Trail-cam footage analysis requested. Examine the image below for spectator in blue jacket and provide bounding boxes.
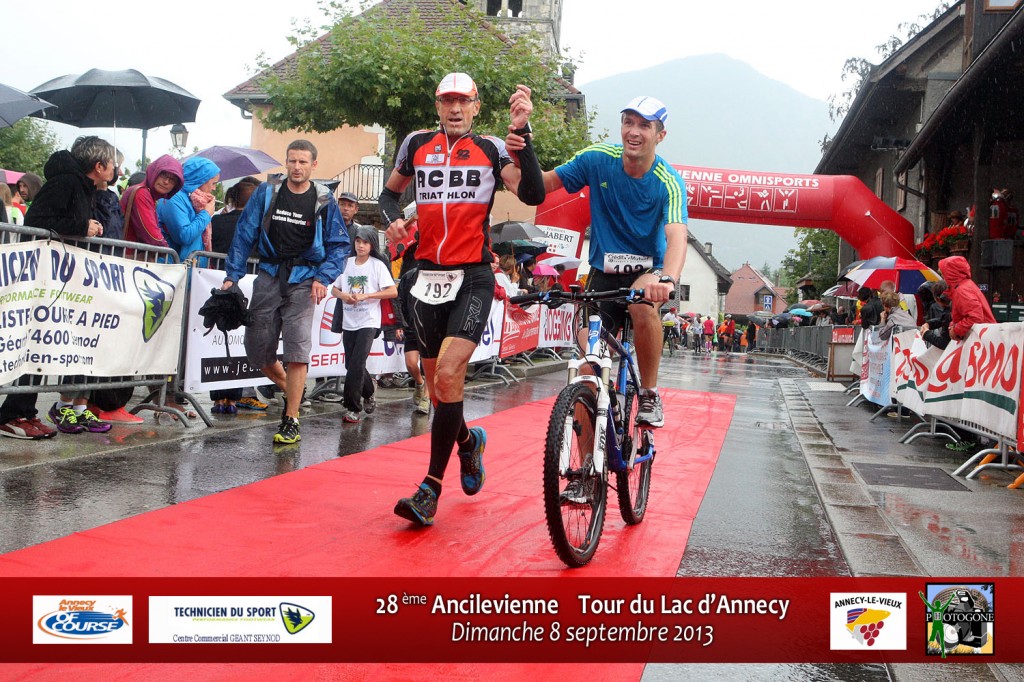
[157,156,220,263]
[222,139,350,445]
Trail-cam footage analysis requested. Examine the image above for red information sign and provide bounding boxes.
[499,303,540,358]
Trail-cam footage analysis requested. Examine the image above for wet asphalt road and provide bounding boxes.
[3,350,1020,680]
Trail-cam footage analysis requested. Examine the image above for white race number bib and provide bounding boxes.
[411,269,465,305]
[603,252,653,275]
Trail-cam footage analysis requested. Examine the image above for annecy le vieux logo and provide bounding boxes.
[829,592,907,650]
[33,596,132,644]
[133,266,176,342]
[921,583,994,657]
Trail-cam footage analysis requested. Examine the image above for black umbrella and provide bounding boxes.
[491,220,546,243]
[491,239,549,257]
[31,68,200,162]
[0,82,55,128]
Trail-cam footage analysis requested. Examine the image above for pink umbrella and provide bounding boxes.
[0,168,24,184]
[532,263,558,277]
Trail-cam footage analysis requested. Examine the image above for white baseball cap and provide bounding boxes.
[621,96,669,125]
[436,72,478,97]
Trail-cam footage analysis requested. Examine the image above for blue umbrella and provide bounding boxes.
[791,308,814,317]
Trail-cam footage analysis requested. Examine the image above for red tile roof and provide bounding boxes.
[723,263,788,316]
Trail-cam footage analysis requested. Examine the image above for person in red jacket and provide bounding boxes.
[937,256,995,341]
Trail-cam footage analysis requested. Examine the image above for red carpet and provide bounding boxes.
[0,389,735,679]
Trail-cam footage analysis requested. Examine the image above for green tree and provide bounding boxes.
[827,2,952,124]
[259,0,594,168]
[0,118,62,175]
[779,228,840,300]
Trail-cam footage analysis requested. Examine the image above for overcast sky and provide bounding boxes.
[6,0,949,169]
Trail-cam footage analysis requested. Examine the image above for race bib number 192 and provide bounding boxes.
[411,269,465,305]
[603,252,653,275]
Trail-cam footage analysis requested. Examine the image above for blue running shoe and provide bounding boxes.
[394,483,438,526]
[457,426,487,496]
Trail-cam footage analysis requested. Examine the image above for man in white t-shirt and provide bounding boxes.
[331,226,397,423]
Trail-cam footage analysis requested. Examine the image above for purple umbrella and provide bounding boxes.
[189,146,282,181]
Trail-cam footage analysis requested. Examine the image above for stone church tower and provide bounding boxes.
[471,0,565,63]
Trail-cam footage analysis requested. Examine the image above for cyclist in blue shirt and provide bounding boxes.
[507,95,687,427]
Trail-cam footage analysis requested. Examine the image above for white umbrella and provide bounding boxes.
[543,255,582,268]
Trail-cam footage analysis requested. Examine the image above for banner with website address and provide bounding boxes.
[184,268,504,392]
[0,241,186,385]
[892,323,1024,443]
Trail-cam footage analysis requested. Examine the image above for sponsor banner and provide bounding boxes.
[0,242,186,384]
[184,267,273,392]
[149,596,332,644]
[892,323,1024,442]
[831,327,855,344]
[535,224,581,257]
[499,303,540,358]
[539,304,574,348]
[859,330,891,406]
[3,577,1022,662]
[185,268,504,391]
[33,595,133,644]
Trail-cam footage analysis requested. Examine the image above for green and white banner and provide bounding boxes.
[0,241,186,385]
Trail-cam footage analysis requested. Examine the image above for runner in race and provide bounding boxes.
[507,95,687,427]
[379,73,546,526]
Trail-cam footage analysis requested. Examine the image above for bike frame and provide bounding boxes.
[562,306,652,478]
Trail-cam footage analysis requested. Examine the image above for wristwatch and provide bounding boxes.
[649,269,677,287]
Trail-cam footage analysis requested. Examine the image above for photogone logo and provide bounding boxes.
[921,583,994,657]
[33,595,133,644]
[829,592,906,650]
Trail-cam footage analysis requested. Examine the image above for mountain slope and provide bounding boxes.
[578,54,832,270]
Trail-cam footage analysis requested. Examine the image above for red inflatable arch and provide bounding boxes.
[532,165,916,261]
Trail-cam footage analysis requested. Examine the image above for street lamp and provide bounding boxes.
[169,124,189,151]
[806,248,827,276]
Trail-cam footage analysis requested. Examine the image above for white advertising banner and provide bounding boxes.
[859,329,892,407]
[892,323,1024,441]
[184,267,504,391]
[149,596,332,644]
[536,224,581,257]
[539,304,574,348]
[0,241,186,385]
[184,268,274,393]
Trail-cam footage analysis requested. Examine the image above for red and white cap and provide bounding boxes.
[436,72,478,97]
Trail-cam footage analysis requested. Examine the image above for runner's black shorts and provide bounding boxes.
[411,263,494,359]
[585,269,654,338]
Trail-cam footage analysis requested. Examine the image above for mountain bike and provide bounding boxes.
[510,287,657,567]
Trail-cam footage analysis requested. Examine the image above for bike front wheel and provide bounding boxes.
[616,383,653,525]
[544,382,607,568]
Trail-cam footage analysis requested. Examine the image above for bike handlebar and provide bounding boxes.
[509,288,674,308]
[509,288,646,308]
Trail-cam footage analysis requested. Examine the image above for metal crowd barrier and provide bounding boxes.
[754,324,833,373]
[0,222,198,425]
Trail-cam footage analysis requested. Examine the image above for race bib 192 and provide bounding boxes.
[411,269,465,305]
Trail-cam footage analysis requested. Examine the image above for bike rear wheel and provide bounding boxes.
[616,382,653,524]
[544,382,607,568]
